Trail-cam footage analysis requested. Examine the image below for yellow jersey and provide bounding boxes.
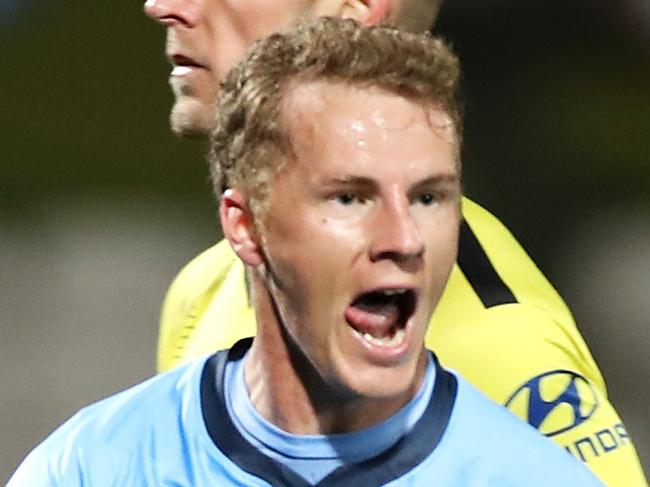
[157,197,647,486]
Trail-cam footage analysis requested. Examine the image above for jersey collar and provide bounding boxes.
[200,338,457,486]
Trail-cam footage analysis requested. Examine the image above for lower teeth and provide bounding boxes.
[362,329,405,347]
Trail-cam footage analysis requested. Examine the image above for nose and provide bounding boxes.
[369,199,424,265]
[143,0,198,27]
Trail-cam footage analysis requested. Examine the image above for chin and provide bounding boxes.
[170,99,212,138]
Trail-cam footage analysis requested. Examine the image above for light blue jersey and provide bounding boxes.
[9,339,603,486]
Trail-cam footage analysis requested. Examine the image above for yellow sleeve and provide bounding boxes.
[157,240,256,371]
[425,197,647,486]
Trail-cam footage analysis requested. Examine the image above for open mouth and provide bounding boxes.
[170,54,204,69]
[345,288,418,348]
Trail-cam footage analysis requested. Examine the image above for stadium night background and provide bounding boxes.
[1,0,648,481]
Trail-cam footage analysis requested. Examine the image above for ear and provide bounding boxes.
[220,189,264,267]
[314,0,393,26]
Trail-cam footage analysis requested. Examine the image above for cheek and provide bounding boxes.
[275,205,366,249]
[267,214,362,302]
[422,215,460,270]
[311,216,369,275]
[281,216,361,275]
[228,0,303,41]
[206,10,260,78]
[318,213,369,241]
[211,37,249,81]
[253,0,306,32]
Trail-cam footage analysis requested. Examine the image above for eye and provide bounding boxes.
[335,193,358,205]
[418,193,436,206]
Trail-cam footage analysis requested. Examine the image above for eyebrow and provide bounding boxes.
[322,173,459,189]
[322,176,377,189]
[411,174,460,189]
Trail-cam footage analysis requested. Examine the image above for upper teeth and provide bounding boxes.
[382,289,407,297]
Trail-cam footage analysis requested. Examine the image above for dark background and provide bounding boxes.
[1,0,648,481]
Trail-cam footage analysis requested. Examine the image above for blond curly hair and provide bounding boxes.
[209,16,462,217]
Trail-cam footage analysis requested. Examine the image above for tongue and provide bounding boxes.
[345,302,400,337]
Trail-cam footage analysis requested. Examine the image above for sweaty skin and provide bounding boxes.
[228,82,461,433]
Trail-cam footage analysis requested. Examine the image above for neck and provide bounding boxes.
[244,274,427,435]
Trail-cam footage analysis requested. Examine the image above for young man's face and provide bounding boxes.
[257,81,461,400]
[144,0,316,136]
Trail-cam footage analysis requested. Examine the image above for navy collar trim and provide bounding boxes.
[200,338,457,486]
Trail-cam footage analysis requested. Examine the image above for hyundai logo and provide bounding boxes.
[505,370,599,437]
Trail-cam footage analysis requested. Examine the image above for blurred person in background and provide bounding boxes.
[143,0,647,484]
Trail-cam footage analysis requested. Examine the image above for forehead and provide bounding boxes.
[280,81,458,175]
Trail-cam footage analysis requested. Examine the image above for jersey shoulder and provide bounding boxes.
[407,373,604,487]
[8,362,205,486]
